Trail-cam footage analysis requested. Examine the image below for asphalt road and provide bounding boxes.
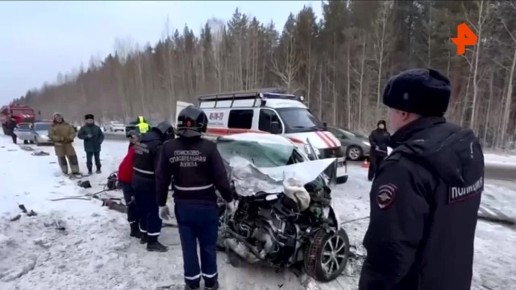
[103,132,516,181]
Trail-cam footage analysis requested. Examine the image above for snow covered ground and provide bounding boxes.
[0,136,515,290]
[484,152,516,167]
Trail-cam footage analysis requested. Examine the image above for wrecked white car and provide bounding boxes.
[214,133,350,282]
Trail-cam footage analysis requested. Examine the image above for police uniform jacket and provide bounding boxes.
[359,117,484,290]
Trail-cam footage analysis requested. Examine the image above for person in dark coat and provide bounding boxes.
[132,121,174,252]
[6,116,17,144]
[118,130,141,238]
[156,106,235,290]
[77,114,104,174]
[358,68,485,290]
[367,120,390,181]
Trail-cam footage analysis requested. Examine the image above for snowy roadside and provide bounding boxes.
[1,136,515,290]
[484,152,516,167]
[0,138,304,290]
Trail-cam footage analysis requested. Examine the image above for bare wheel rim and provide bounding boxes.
[321,234,347,276]
[348,147,361,160]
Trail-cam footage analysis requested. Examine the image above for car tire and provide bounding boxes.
[304,229,350,282]
[346,145,363,161]
[23,140,28,145]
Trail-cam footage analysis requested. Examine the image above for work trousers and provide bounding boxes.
[175,200,219,289]
[133,178,162,237]
[54,143,79,174]
[368,153,386,181]
[85,151,101,171]
[120,181,140,225]
[11,133,17,144]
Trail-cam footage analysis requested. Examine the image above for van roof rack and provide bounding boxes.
[198,88,299,102]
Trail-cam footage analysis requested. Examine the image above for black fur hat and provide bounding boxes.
[382,68,451,117]
[84,114,94,120]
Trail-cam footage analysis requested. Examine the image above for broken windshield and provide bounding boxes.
[217,139,296,167]
[276,107,324,133]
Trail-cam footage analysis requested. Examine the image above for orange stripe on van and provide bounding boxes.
[206,128,305,144]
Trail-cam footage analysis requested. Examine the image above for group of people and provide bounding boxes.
[5,68,485,290]
[116,106,235,290]
[112,68,484,290]
[46,113,151,176]
[46,113,104,176]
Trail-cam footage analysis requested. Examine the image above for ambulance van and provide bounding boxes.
[179,88,348,183]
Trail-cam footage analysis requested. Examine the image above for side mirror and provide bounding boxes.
[270,121,282,134]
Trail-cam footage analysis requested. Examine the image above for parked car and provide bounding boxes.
[13,123,33,144]
[107,121,125,133]
[32,121,53,145]
[327,127,370,161]
[13,121,53,145]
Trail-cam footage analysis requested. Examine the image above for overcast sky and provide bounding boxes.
[0,1,322,104]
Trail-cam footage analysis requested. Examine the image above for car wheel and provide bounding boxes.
[304,229,350,282]
[346,145,363,161]
[23,140,28,145]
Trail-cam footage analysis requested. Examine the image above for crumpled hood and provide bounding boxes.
[227,156,336,196]
[395,125,483,186]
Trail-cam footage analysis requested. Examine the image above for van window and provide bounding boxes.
[276,107,324,133]
[259,109,282,133]
[228,110,253,129]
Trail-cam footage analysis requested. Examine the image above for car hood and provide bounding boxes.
[226,156,336,196]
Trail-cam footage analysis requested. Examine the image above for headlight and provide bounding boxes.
[362,141,370,147]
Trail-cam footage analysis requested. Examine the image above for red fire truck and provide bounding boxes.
[1,104,36,135]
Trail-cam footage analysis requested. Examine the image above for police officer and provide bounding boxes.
[132,121,174,252]
[359,68,484,290]
[367,120,390,181]
[156,106,234,290]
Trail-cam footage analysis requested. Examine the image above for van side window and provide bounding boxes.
[259,109,282,133]
[228,109,253,129]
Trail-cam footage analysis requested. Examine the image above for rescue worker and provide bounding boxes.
[358,68,484,290]
[48,112,81,176]
[367,120,390,181]
[156,106,235,290]
[6,116,17,144]
[77,114,104,174]
[118,130,141,238]
[134,116,150,134]
[132,121,174,252]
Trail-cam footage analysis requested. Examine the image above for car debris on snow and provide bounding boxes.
[31,150,49,156]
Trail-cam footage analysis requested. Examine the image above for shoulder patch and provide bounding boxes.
[376,183,398,209]
[448,176,483,204]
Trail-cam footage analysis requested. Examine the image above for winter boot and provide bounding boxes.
[204,282,219,290]
[130,223,142,239]
[140,233,148,244]
[87,165,92,175]
[184,285,199,290]
[146,235,168,252]
[96,166,101,174]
